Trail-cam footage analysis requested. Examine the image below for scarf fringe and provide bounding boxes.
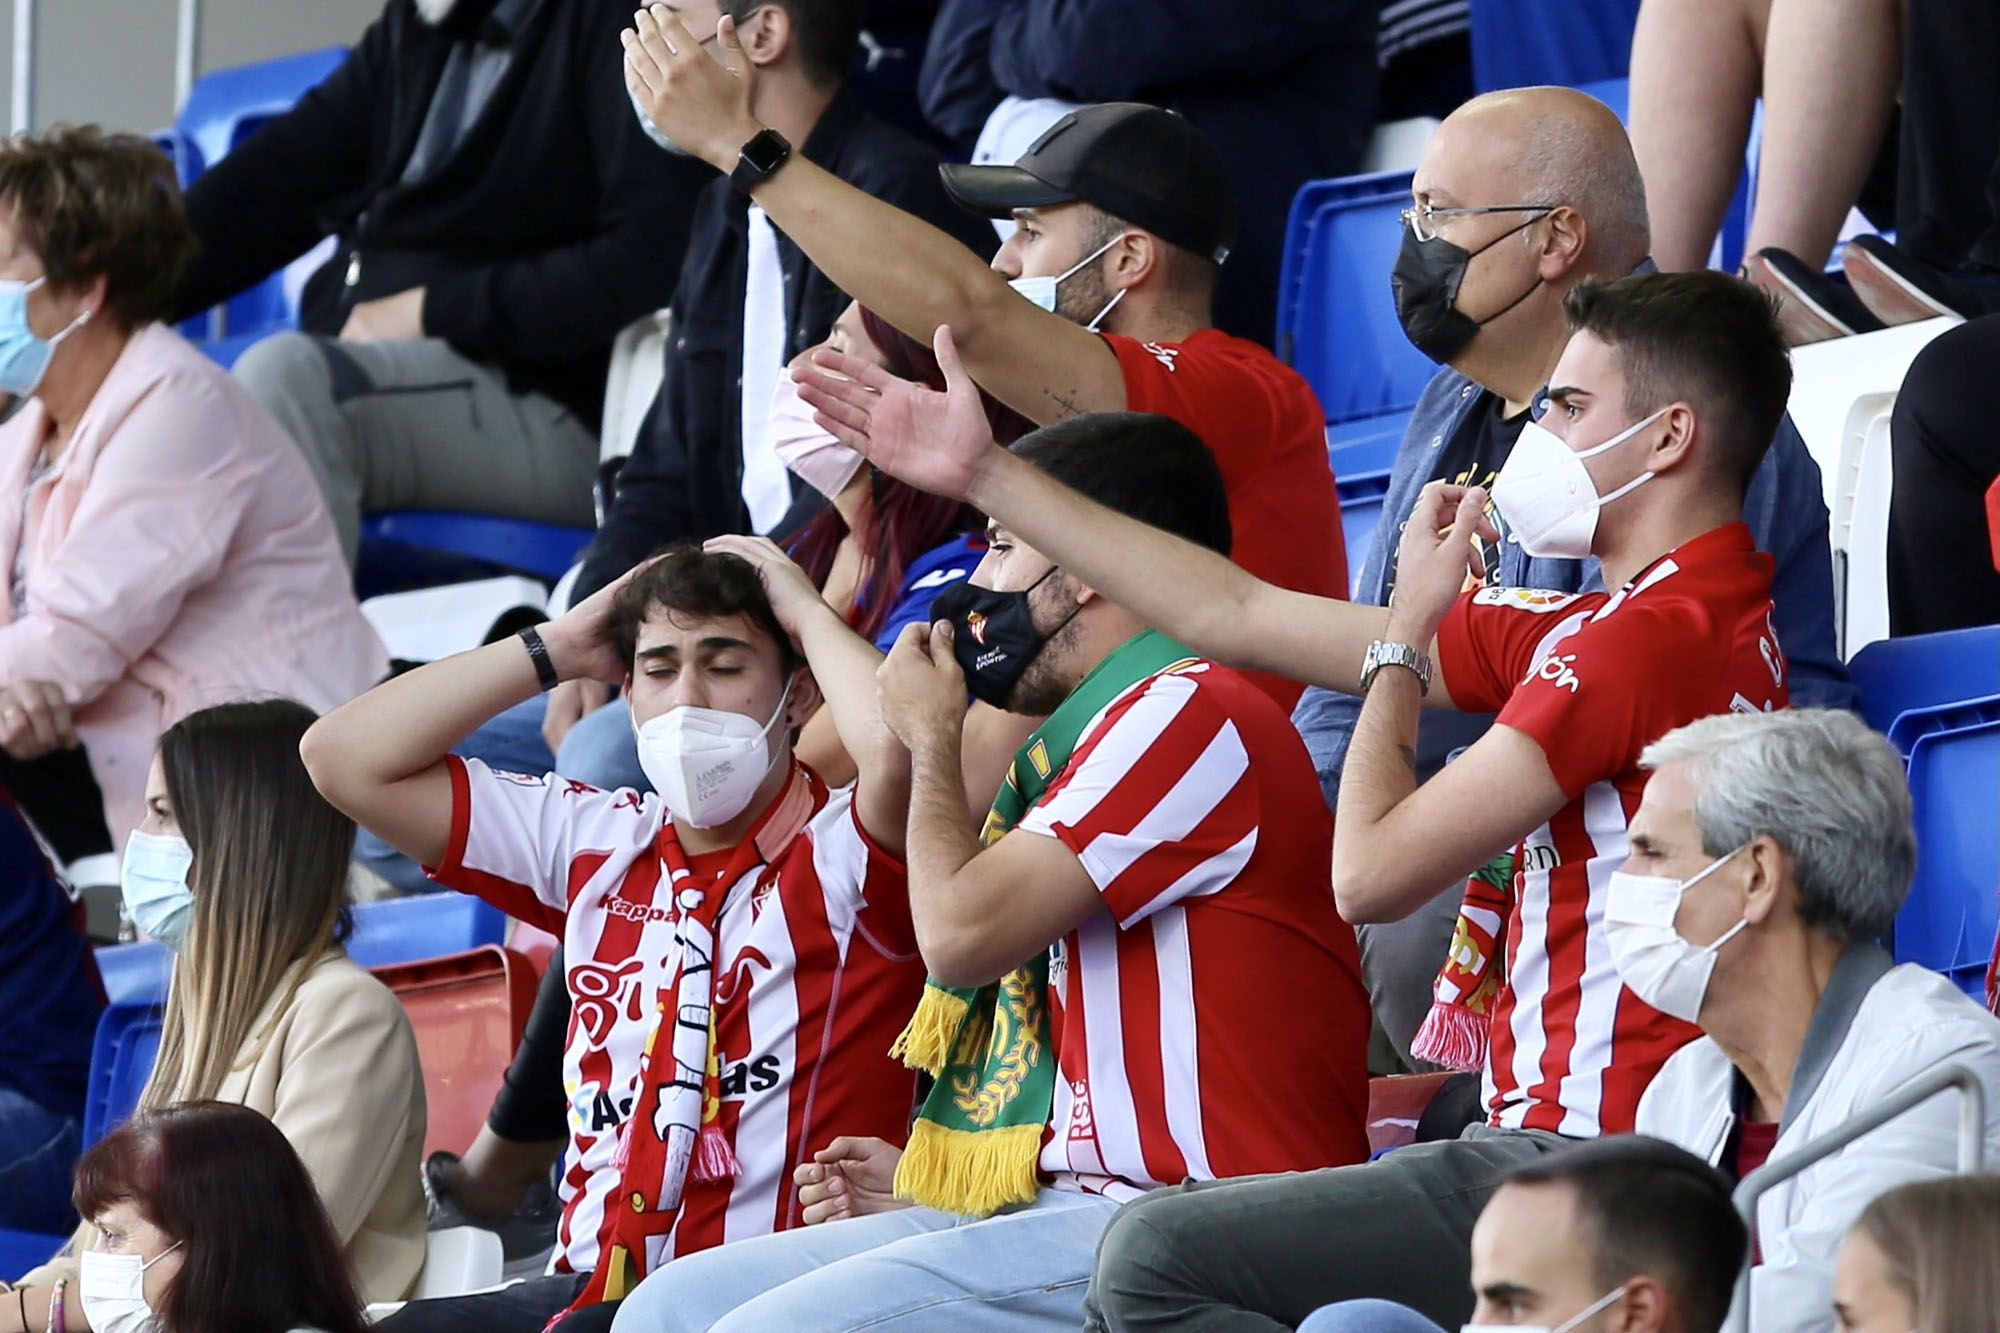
[692,1122,740,1182]
[892,1118,1044,1217]
[890,984,970,1073]
[1411,1000,1489,1073]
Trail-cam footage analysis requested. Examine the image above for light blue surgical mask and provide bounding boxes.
[1008,232,1128,330]
[120,829,195,950]
[0,276,90,397]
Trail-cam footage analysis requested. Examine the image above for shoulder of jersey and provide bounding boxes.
[1471,586,1586,614]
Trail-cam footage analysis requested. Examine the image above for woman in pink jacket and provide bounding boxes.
[0,126,385,871]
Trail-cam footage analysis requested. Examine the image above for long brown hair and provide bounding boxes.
[140,699,356,1109]
[74,1101,369,1333]
[1856,1175,2000,1333]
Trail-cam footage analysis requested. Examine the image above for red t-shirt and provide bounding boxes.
[1016,656,1372,1198]
[1107,329,1345,709]
[1435,522,1789,1137]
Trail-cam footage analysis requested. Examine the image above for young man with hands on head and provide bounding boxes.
[799,268,1799,1329]
[606,413,1370,1333]
[300,545,928,1331]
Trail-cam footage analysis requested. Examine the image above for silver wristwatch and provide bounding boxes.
[1359,640,1432,696]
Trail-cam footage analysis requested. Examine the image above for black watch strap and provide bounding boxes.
[518,626,560,693]
[729,127,792,194]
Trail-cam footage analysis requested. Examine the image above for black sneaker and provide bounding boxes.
[1744,248,1887,345]
[421,1150,561,1263]
[1843,233,2000,324]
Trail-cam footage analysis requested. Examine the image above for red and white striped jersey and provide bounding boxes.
[1435,522,1788,1137]
[428,757,924,1275]
[1016,658,1371,1200]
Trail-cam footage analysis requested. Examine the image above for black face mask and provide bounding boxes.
[929,566,1079,711]
[1390,217,1547,364]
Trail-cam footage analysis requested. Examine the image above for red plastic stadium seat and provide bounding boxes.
[1366,1072,1458,1155]
[371,946,536,1159]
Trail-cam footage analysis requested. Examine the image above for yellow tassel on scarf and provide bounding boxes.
[889,983,972,1072]
[892,1120,1045,1216]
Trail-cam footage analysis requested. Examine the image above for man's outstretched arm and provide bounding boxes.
[799,327,1479,703]
[621,6,1125,425]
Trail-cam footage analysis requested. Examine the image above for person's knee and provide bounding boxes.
[607,1264,712,1333]
[1298,1298,1448,1333]
[1087,1190,1203,1323]
[232,330,333,411]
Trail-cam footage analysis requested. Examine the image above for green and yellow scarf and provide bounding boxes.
[890,629,1198,1216]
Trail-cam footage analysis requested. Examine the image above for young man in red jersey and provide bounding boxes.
[302,546,927,1330]
[621,7,1345,709]
[797,268,1796,1330]
[607,411,1370,1333]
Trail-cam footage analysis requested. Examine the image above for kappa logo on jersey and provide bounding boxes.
[604,892,674,925]
[1141,341,1180,371]
[571,957,647,1047]
[1533,653,1583,693]
[493,769,549,787]
[1474,586,1583,614]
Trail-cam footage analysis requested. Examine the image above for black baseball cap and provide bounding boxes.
[940,103,1237,266]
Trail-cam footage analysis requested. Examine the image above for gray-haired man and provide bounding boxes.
[1627,707,2000,1333]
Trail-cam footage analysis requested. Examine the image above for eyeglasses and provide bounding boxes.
[1398,202,1556,244]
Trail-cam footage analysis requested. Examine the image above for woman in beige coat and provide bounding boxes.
[4,699,425,1328]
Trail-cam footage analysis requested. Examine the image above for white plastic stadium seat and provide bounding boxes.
[1784,315,1961,660]
[361,575,551,664]
[363,1227,509,1320]
[601,308,673,464]
[1362,116,1440,174]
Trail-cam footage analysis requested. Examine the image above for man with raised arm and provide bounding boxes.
[605,412,1370,1333]
[620,5,1344,707]
[799,269,1798,1328]
[300,546,927,1329]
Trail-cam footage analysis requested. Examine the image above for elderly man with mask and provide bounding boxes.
[1290,85,1854,1075]
[1620,707,2000,1332]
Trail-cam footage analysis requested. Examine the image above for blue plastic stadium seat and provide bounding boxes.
[1469,0,1640,94]
[1897,716,1999,998]
[1276,170,1438,425]
[177,46,346,169]
[1850,626,2000,737]
[95,940,172,1008]
[345,892,510,972]
[0,1229,62,1279]
[356,512,594,596]
[82,1002,166,1148]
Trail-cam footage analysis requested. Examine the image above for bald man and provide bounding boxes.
[1292,86,1849,1074]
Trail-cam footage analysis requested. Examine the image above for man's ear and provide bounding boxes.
[1611,1275,1671,1332]
[1645,402,1699,476]
[783,667,823,733]
[1108,230,1160,292]
[622,668,635,697]
[1537,206,1589,283]
[734,2,788,68]
[1741,834,1792,928]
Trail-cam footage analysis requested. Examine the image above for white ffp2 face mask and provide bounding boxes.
[1008,233,1127,330]
[1603,845,1752,1024]
[1491,407,1668,560]
[634,677,794,828]
[1464,1283,1626,1333]
[80,1240,182,1333]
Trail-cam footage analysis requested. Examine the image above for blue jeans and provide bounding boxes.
[1299,1300,1451,1333]
[609,1188,1121,1333]
[356,696,646,895]
[0,1085,81,1233]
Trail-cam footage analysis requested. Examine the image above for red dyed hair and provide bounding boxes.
[789,308,1034,643]
[73,1101,368,1333]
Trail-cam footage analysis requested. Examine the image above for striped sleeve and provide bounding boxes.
[1016,671,1260,928]
[426,756,637,932]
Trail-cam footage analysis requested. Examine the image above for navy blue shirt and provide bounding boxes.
[0,796,104,1118]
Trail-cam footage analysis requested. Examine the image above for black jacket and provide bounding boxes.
[175,0,712,428]
[576,92,996,599]
[919,0,1380,346]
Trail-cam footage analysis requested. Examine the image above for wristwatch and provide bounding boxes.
[729,127,792,195]
[1359,640,1432,696]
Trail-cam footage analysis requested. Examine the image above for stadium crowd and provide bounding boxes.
[0,0,1997,1330]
